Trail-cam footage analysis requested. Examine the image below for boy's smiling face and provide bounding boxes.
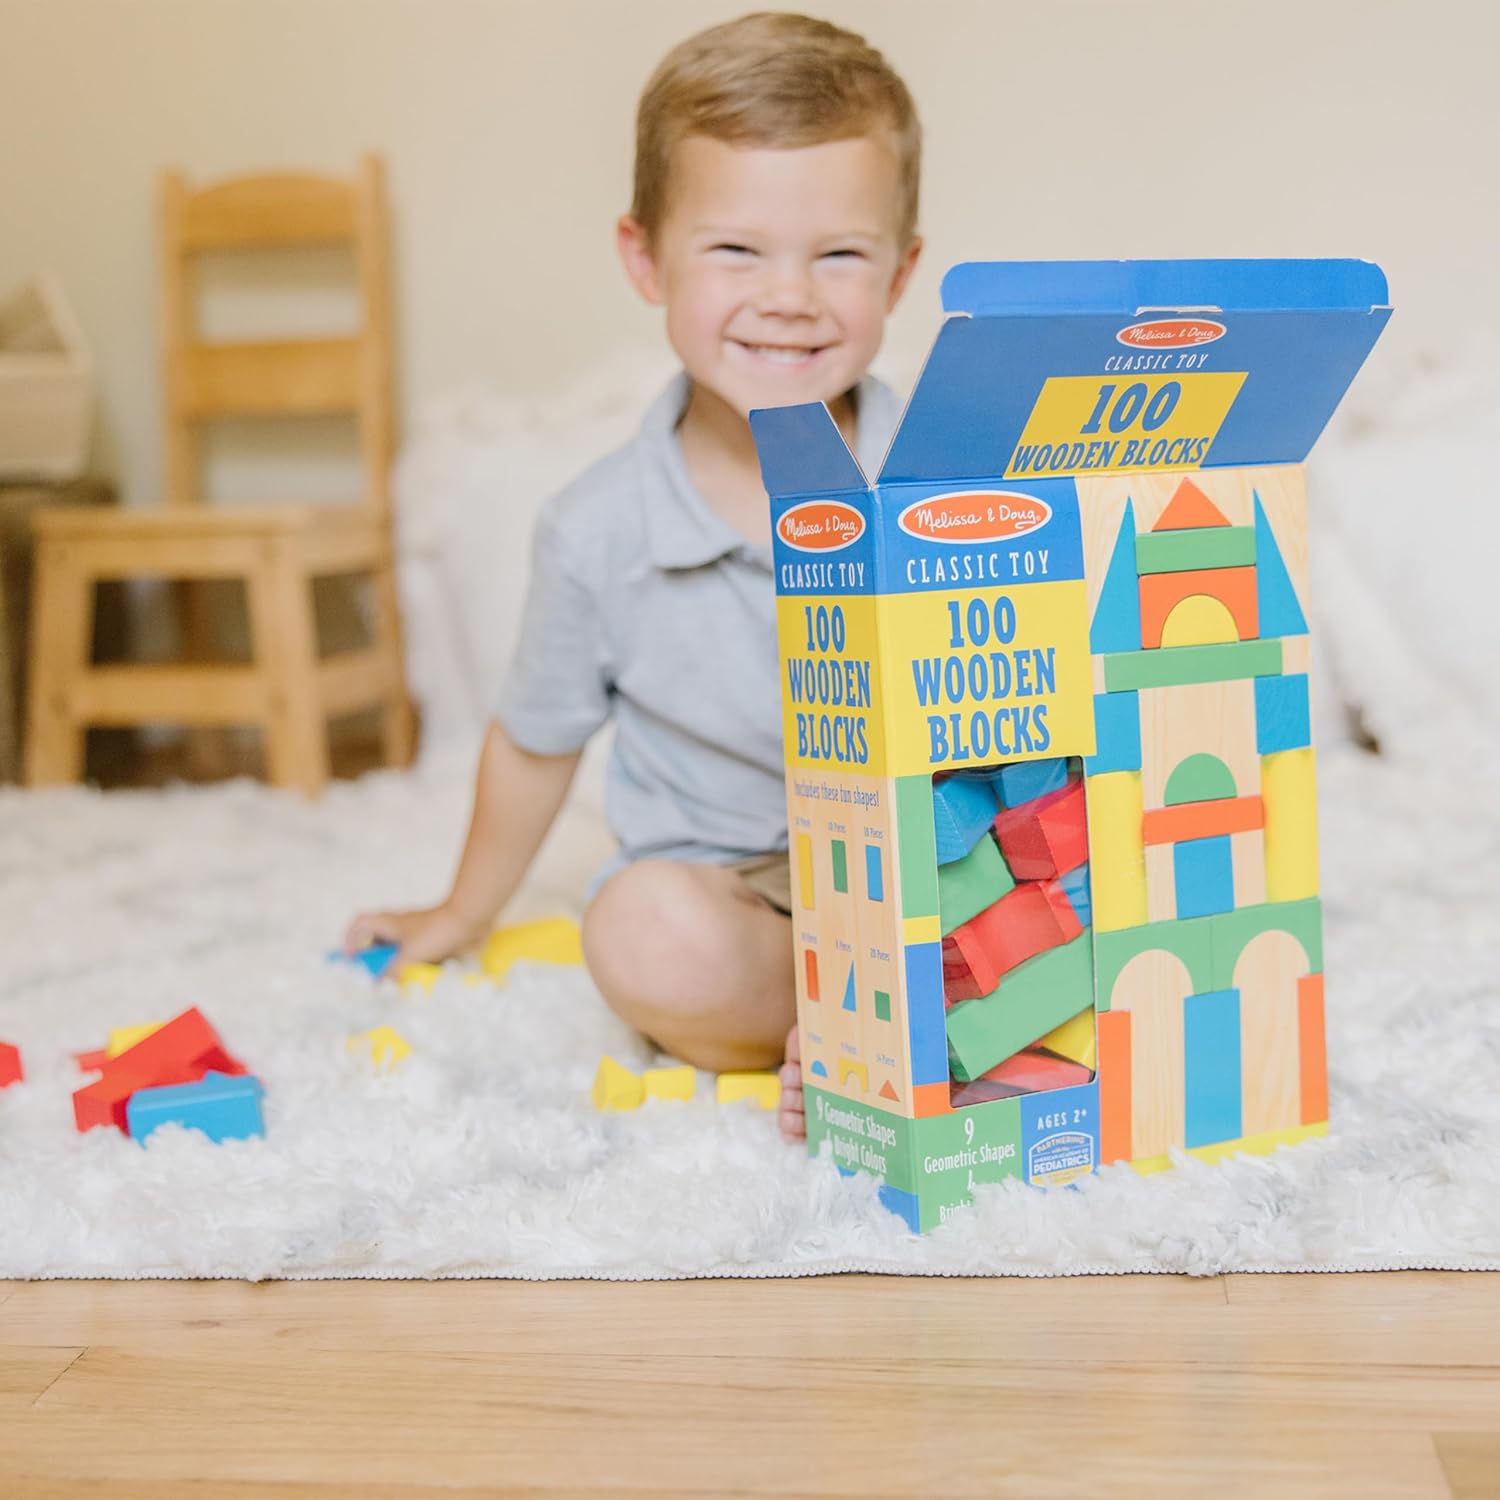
[618,134,921,421]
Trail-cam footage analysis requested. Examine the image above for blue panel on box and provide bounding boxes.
[865,843,885,902]
[878,1183,921,1232]
[1020,1081,1099,1186]
[906,941,949,1086]
[932,776,999,865]
[1174,836,1235,920]
[1254,493,1310,638]
[993,757,1069,808]
[1089,500,1142,655]
[1084,691,1141,775]
[127,1071,265,1145]
[1058,862,1092,930]
[1184,989,1242,1148]
[1255,672,1311,754]
[841,964,857,1012]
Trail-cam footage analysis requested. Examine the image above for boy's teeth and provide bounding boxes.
[750,345,814,363]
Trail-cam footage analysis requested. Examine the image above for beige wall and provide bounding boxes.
[2,0,1494,506]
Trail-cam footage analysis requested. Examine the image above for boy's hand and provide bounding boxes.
[341,902,484,969]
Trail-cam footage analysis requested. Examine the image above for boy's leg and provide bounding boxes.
[583,860,804,1137]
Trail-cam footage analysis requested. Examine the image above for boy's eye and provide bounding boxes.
[710,243,754,256]
[821,249,865,260]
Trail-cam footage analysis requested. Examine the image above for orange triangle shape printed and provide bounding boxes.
[1152,478,1231,532]
[879,1079,899,1101]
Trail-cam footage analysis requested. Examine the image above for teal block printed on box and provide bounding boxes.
[1085,691,1141,774]
[1254,493,1309,637]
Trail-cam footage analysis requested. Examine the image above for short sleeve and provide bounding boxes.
[495,508,612,753]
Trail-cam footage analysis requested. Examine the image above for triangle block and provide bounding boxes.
[878,1080,900,1102]
[1153,478,1231,532]
[841,965,857,1012]
[1253,493,1309,637]
[1089,499,1142,654]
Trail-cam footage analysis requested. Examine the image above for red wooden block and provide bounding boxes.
[74,1048,110,1073]
[950,1048,1092,1107]
[942,939,985,1005]
[73,1070,152,1132]
[0,1042,22,1088]
[948,881,1080,996]
[993,780,1088,881]
[103,1007,246,1083]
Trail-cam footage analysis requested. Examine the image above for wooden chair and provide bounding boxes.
[25,155,414,794]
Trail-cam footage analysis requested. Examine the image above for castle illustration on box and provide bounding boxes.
[751,259,1390,1231]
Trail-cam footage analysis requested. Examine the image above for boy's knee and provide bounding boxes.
[583,861,727,1009]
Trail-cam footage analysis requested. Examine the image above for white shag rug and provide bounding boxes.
[2,725,1498,1282]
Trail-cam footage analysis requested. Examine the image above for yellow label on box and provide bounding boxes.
[1006,372,1247,478]
[777,594,888,775]
[876,581,1094,776]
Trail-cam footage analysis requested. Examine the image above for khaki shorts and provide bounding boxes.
[731,852,794,916]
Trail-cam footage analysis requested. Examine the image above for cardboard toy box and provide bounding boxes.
[751,259,1390,1232]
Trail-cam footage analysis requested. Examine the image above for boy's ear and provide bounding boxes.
[616,215,664,306]
[887,236,923,312]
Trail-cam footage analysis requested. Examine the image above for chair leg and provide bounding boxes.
[370,557,415,768]
[248,540,328,795]
[24,539,94,785]
[172,578,236,781]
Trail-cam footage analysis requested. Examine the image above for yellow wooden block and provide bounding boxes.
[592,1055,645,1112]
[348,1024,412,1072]
[106,1021,165,1059]
[482,917,585,984]
[1037,1006,1097,1069]
[716,1072,781,1109]
[1086,770,1148,931]
[643,1065,696,1103]
[398,962,442,994]
[1262,747,1319,901]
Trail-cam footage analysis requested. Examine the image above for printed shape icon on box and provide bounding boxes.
[126,1071,266,1145]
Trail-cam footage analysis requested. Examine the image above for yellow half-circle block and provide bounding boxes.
[716,1072,780,1109]
[482,917,585,984]
[348,1024,412,1072]
[398,962,443,994]
[643,1065,696,1102]
[1161,594,1239,648]
[1037,1006,1097,1069]
[592,1055,645,1111]
[106,1021,165,1059]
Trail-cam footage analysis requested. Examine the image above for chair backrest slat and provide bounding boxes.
[159,156,393,516]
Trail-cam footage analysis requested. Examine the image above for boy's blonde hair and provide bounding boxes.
[632,12,921,247]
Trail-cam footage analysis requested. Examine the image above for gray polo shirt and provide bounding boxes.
[497,372,902,883]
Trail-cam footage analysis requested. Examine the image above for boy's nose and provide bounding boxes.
[755,263,818,317]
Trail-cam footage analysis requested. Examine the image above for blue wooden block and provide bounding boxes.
[932,776,999,865]
[1175,836,1235,920]
[1057,863,1092,930]
[327,943,399,977]
[1184,988,1242,1148]
[1090,499,1143,654]
[865,843,885,902]
[1255,672,1311,754]
[127,1071,266,1144]
[1084,691,1141,775]
[993,757,1069,808]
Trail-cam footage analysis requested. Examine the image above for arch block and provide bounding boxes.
[1140,565,1258,649]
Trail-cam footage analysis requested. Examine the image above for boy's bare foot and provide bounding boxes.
[778,1023,805,1142]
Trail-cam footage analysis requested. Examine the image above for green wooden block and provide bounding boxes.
[1135,526,1255,574]
[1103,639,1282,693]
[1095,916,1217,1002]
[938,835,1015,935]
[831,839,848,893]
[947,933,1096,1082]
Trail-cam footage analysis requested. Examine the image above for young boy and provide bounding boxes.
[344,12,922,1141]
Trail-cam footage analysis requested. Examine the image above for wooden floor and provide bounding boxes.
[1,1273,1497,1498]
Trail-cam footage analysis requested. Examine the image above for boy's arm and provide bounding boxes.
[343,719,581,964]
